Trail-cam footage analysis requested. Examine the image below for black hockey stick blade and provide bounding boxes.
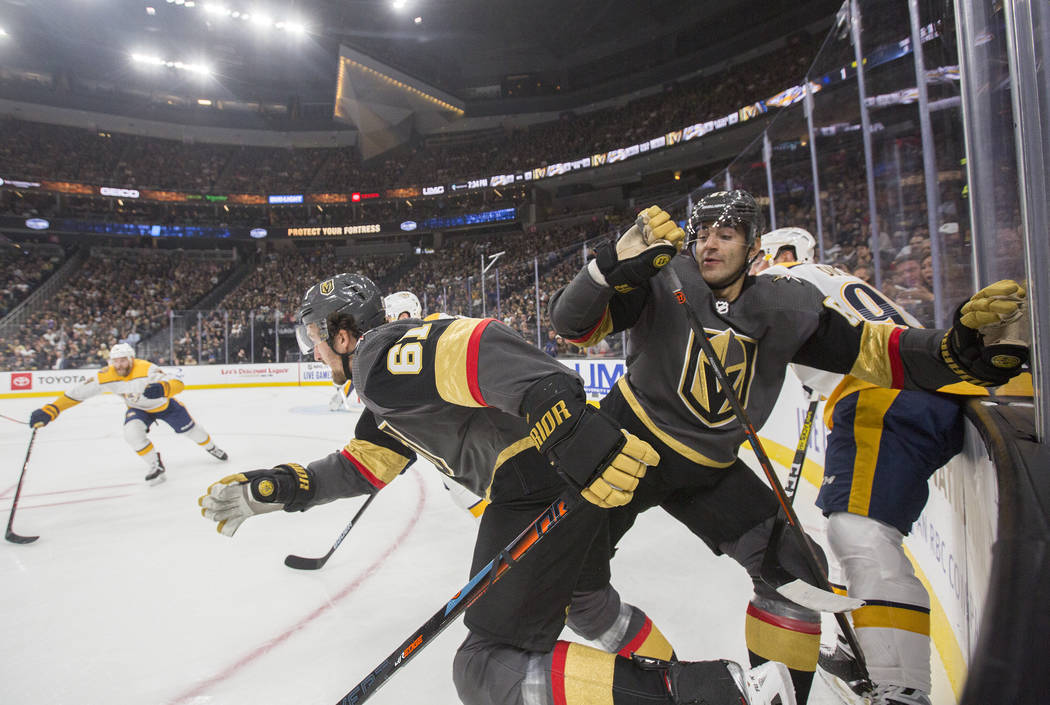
[336,493,578,705]
[284,492,377,571]
[284,549,333,570]
[5,529,39,544]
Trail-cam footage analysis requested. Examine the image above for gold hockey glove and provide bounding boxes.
[942,279,1028,386]
[594,205,685,293]
[199,464,315,536]
[524,374,659,508]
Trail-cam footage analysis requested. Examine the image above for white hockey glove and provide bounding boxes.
[591,205,685,293]
[943,279,1028,386]
[199,464,315,536]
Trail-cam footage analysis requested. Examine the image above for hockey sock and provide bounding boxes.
[568,589,676,662]
[745,601,819,703]
[182,423,214,449]
[548,641,701,704]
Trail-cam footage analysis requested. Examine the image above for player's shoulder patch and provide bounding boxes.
[750,269,824,312]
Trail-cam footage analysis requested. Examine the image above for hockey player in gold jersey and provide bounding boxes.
[30,343,228,483]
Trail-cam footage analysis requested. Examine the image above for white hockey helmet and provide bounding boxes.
[384,291,422,321]
[109,342,136,361]
[760,227,816,264]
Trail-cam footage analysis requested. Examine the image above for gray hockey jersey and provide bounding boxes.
[305,317,580,505]
[549,253,964,467]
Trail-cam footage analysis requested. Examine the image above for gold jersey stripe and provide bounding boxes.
[560,643,616,705]
[848,323,902,389]
[853,604,931,636]
[481,436,537,502]
[846,388,899,515]
[615,377,732,468]
[434,318,489,407]
[744,612,820,672]
[343,438,412,486]
[566,307,614,348]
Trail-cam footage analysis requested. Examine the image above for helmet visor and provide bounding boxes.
[295,320,328,356]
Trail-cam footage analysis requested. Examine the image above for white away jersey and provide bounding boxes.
[761,262,920,397]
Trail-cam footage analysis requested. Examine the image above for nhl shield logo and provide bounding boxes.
[319,279,335,296]
[677,327,758,427]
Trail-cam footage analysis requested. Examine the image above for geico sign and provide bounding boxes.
[100,187,141,199]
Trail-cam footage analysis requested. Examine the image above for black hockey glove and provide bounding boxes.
[942,279,1028,387]
[594,206,684,293]
[29,409,52,428]
[199,463,316,536]
[142,382,166,399]
[522,374,659,508]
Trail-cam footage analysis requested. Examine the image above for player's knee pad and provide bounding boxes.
[452,632,534,705]
[827,512,927,607]
[566,585,621,641]
[122,419,150,450]
[722,515,829,589]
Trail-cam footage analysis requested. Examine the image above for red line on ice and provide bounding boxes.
[0,481,140,500]
[167,471,428,705]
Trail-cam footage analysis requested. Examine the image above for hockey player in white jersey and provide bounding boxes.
[759,227,1014,705]
[29,343,228,483]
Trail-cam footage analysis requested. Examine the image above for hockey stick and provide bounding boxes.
[785,387,820,505]
[285,492,377,570]
[0,412,28,425]
[5,427,40,544]
[662,266,871,687]
[335,493,578,705]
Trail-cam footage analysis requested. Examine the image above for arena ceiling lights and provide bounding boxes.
[164,1,309,36]
[130,52,213,78]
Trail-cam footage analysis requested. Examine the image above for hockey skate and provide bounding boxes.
[817,637,872,704]
[668,659,795,705]
[329,391,347,411]
[869,684,930,705]
[206,445,229,461]
[145,455,166,485]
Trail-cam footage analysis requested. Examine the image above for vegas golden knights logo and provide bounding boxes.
[676,327,758,427]
[319,279,334,295]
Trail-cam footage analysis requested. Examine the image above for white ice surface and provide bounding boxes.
[0,387,951,705]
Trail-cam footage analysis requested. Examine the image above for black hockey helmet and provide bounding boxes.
[295,273,385,355]
[687,189,765,246]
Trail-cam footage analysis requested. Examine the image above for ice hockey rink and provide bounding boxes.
[0,386,954,705]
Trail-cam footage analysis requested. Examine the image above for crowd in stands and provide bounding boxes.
[0,35,819,206]
[0,247,233,370]
[0,244,63,318]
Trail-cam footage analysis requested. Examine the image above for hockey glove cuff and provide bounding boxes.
[942,279,1028,387]
[199,464,316,536]
[593,206,684,293]
[523,374,659,508]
